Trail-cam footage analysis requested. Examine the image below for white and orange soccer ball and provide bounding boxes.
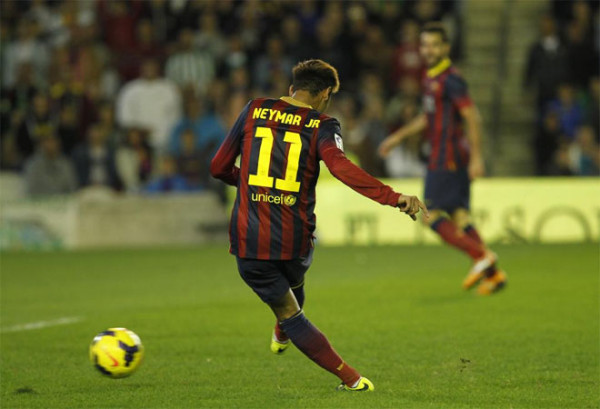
[89,327,144,378]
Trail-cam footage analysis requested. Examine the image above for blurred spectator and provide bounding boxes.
[2,18,49,89]
[24,131,77,197]
[565,20,598,89]
[546,83,583,142]
[118,19,166,82]
[16,92,53,161]
[585,77,600,139]
[168,95,225,157]
[56,103,80,155]
[253,37,293,93]
[384,101,426,178]
[280,16,311,63]
[550,143,575,176]
[144,156,190,194]
[140,0,180,45]
[534,111,563,175]
[165,28,215,95]
[96,101,123,148]
[72,125,121,190]
[116,128,153,193]
[572,126,600,176]
[195,12,228,63]
[116,58,181,152]
[97,0,141,55]
[524,15,569,112]
[175,128,210,190]
[391,20,425,91]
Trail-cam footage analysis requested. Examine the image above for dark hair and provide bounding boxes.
[421,22,449,43]
[292,59,340,96]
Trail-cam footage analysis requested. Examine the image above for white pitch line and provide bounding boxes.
[0,316,83,334]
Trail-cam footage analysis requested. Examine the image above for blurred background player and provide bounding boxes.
[210,59,427,391]
[379,23,507,295]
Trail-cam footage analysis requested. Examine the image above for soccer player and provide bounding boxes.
[378,23,507,295]
[210,59,427,391]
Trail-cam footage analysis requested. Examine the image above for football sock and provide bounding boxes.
[431,218,485,260]
[464,224,483,245]
[464,224,497,276]
[279,311,361,386]
[274,285,305,342]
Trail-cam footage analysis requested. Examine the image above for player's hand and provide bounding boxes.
[468,154,485,180]
[397,194,429,221]
[378,136,397,158]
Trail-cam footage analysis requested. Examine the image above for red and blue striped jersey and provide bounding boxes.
[422,59,473,171]
[211,96,401,260]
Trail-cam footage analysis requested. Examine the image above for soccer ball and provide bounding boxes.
[89,327,144,378]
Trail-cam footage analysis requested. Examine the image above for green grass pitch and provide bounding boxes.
[1,244,598,409]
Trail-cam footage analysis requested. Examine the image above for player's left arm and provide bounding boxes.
[210,101,251,186]
[448,74,484,180]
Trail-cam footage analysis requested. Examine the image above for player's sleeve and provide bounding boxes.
[446,74,473,110]
[317,119,400,207]
[210,101,251,186]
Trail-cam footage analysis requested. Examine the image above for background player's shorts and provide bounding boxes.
[236,248,313,304]
[424,168,470,213]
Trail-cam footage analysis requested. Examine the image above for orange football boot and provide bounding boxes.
[477,270,507,295]
[462,250,497,290]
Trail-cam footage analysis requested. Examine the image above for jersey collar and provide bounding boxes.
[427,58,452,78]
[280,96,313,109]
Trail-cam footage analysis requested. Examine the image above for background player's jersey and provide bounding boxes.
[422,60,473,171]
[211,97,400,260]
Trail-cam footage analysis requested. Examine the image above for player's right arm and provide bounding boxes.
[210,102,251,186]
[377,113,427,158]
[318,119,428,220]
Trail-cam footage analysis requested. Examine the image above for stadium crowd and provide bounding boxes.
[525,0,599,176]
[0,0,597,200]
[0,0,462,199]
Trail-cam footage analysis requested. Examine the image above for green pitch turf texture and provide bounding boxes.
[1,244,598,409]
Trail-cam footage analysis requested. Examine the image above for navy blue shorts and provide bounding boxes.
[424,168,471,213]
[236,248,313,304]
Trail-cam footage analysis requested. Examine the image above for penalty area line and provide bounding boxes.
[0,317,84,334]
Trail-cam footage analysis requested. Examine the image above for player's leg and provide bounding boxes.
[451,209,508,294]
[236,256,372,390]
[269,290,372,391]
[424,169,498,288]
[272,250,311,347]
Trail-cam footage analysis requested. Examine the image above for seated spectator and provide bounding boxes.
[546,83,583,141]
[168,95,225,157]
[96,101,123,148]
[534,111,563,175]
[72,125,121,190]
[165,28,215,96]
[116,128,153,193]
[572,126,600,176]
[391,20,425,91]
[116,58,181,153]
[144,156,190,194]
[23,130,77,197]
[2,17,49,89]
[252,36,293,93]
[16,92,53,161]
[175,128,211,191]
[56,103,80,155]
[384,101,427,178]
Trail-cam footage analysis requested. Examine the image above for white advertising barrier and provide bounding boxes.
[314,177,600,245]
[0,188,229,250]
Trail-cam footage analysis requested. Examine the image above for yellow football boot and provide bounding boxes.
[336,377,374,392]
[270,331,290,354]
